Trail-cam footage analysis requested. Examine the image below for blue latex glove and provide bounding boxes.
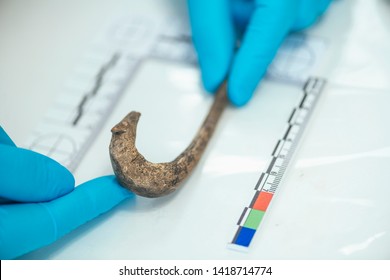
[188,0,332,106]
[0,126,133,259]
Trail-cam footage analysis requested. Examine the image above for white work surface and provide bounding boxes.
[1,0,390,259]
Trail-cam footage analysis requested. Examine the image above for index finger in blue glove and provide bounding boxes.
[187,0,235,93]
[0,145,75,203]
[228,0,298,106]
[0,175,133,259]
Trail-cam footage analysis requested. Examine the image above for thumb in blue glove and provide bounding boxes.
[188,0,332,106]
[0,126,133,259]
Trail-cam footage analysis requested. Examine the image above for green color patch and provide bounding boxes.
[244,209,265,230]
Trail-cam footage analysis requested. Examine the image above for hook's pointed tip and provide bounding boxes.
[127,111,141,120]
[111,111,141,134]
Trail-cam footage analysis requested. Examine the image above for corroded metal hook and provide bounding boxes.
[109,82,228,198]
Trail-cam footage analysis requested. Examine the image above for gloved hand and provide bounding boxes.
[188,0,332,106]
[0,126,133,259]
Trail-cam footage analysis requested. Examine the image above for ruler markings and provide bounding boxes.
[230,77,326,248]
[254,173,266,190]
[271,140,282,156]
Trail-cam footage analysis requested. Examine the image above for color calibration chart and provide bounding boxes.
[230,78,326,248]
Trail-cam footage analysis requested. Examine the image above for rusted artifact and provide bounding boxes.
[109,82,228,198]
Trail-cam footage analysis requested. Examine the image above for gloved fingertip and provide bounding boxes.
[80,175,134,201]
[228,55,266,107]
[0,146,75,202]
[44,175,133,238]
[200,61,228,93]
[228,78,255,107]
[197,43,232,94]
[25,148,75,201]
[45,156,75,198]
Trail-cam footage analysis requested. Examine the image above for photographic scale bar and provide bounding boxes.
[229,77,326,249]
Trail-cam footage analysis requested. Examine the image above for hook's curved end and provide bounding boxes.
[109,82,228,198]
[109,111,180,198]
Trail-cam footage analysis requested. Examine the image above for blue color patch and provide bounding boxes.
[234,227,256,247]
